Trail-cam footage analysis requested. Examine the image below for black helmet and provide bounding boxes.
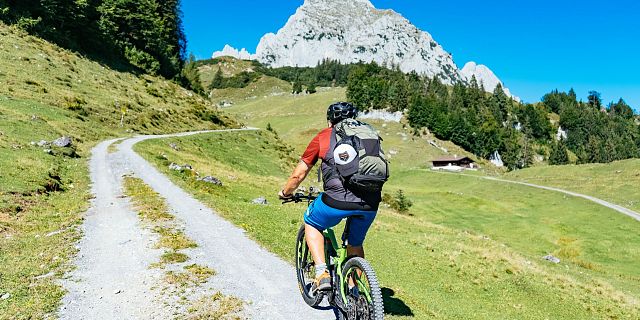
[327,102,358,124]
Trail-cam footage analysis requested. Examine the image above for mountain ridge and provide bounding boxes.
[212,0,517,99]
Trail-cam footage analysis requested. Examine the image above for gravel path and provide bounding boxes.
[59,130,334,320]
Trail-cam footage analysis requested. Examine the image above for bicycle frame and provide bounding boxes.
[323,226,373,306]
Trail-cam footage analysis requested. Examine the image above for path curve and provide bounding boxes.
[60,129,333,319]
[431,170,640,222]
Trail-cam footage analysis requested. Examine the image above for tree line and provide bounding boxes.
[346,62,639,169]
[545,90,639,164]
[0,0,187,80]
[200,57,352,92]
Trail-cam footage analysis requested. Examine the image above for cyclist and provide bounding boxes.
[278,102,382,293]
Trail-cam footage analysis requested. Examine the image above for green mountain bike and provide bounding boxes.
[283,192,384,320]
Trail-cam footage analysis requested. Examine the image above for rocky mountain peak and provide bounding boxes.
[212,0,516,98]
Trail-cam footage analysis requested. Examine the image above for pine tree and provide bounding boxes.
[292,79,303,94]
[210,67,223,89]
[549,140,569,165]
[307,82,317,94]
[180,53,204,95]
[588,90,602,110]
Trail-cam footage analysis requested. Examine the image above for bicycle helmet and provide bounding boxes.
[327,102,358,125]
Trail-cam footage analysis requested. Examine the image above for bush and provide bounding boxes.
[383,189,413,214]
[125,46,160,75]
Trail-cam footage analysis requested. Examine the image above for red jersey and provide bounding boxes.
[300,127,332,166]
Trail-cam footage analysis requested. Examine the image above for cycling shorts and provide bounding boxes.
[303,193,377,247]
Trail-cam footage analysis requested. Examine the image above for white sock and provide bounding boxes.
[315,263,327,277]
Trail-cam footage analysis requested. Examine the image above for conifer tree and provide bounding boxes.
[292,79,303,94]
[549,140,569,165]
[210,67,223,89]
[307,82,317,94]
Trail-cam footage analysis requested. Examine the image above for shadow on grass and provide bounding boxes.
[382,287,413,317]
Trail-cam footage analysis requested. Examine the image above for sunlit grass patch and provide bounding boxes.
[165,264,215,288]
[185,264,216,283]
[154,227,197,251]
[161,251,189,264]
[187,291,245,320]
[123,176,174,223]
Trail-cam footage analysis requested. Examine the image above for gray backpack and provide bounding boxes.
[329,119,389,193]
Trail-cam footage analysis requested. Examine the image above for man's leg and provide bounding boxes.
[347,245,365,258]
[304,223,332,292]
[305,223,325,264]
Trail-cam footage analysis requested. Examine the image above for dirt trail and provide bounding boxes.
[59,130,333,320]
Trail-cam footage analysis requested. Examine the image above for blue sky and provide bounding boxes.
[181,0,640,110]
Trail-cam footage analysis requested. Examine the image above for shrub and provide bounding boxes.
[125,46,160,75]
[383,189,413,214]
[62,96,87,111]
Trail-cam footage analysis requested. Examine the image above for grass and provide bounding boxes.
[123,176,175,223]
[0,21,237,318]
[165,264,216,287]
[504,158,640,212]
[161,251,189,264]
[136,130,640,319]
[155,226,198,251]
[187,292,244,320]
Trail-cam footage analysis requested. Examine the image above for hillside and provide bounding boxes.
[128,65,640,318]
[504,159,640,212]
[135,114,640,319]
[0,23,235,319]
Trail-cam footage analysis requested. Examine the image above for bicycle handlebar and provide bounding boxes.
[281,192,318,204]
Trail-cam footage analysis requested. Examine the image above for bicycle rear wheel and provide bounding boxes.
[341,257,384,320]
[295,224,324,307]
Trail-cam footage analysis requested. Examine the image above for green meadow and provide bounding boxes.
[504,159,640,212]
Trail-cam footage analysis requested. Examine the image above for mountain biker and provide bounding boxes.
[278,102,382,293]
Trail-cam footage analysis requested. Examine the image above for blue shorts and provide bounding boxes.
[304,194,377,247]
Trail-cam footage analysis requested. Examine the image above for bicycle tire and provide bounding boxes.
[341,257,384,320]
[295,224,324,307]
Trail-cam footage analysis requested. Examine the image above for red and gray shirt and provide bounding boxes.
[301,128,380,211]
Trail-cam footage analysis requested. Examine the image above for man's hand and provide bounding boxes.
[278,190,293,200]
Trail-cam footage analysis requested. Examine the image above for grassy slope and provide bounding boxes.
[0,23,235,319]
[136,130,639,319]
[133,75,640,318]
[198,56,292,108]
[504,159,640,212]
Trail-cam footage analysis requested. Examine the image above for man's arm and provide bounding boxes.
[279,161,312,198]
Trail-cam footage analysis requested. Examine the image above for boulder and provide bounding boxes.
[169,163,193,171]
[542,254,560,264]
[169,143,180,151]
[197,176,223,186]
[37,140,49,147]
[252,197,268,205]
[52,136,72,147]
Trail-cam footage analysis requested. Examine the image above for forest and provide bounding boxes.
[345,63,640,169]
[0,0,189,80]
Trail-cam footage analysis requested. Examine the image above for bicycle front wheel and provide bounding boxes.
[341,257,384,320]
